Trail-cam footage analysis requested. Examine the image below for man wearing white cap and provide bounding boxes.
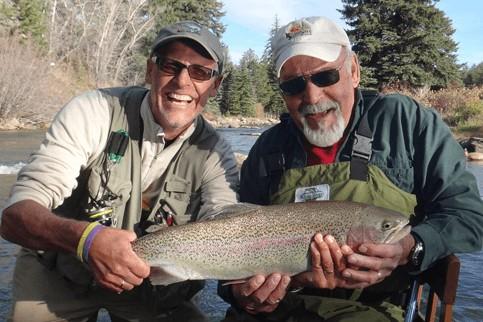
[218,16,483,321]
[1,21,238,321]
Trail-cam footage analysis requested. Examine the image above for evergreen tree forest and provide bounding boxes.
[340,0,462,90]
[0,0,480,122]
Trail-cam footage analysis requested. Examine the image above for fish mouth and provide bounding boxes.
[383,224,411,244]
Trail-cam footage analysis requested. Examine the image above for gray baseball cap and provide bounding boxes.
[151,21,226,75]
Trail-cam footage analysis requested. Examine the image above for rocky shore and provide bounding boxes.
[0,114,279,131]
[203,114,279,129]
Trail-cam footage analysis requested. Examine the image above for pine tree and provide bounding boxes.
[236,67,257,117]
[239,49,272,108]
[4,0,47,48]
[262,15,285,117]
[340,0,461,89]
[219,60,235,115]
[463,62,483,87]
[145,0,225,55]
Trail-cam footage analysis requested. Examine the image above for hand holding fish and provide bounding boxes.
[291,233,348,289]
[339,233,416,287]
[231,273,291,314]
[88,228,150,293]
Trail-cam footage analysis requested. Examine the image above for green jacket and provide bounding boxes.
[239,89,483,272]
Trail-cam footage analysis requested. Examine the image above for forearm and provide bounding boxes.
[0,199,87,253]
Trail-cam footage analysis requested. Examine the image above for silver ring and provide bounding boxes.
[120,279,125,288]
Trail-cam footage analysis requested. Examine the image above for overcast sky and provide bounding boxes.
[220,0,483,66]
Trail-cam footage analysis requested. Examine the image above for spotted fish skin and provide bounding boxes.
[132,201,410,285]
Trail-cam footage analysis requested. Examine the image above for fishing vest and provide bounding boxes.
[40,86,219,298]
[263,92,418,303]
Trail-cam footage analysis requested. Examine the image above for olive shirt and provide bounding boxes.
[239,89,483,273]
[5,89,239,220]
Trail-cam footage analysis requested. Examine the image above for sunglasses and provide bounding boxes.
[151,56,218,81]
[279,65,343,96]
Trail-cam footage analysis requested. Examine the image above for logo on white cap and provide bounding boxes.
[285,20,312,40]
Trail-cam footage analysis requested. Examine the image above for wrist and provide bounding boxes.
[407,232,425,271]
[76,222,105,263]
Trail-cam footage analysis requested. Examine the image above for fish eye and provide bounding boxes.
[382,221,393,230]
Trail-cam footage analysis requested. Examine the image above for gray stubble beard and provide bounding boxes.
[300,100,345,147]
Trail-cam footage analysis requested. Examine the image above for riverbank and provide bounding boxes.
[0,114,278,131]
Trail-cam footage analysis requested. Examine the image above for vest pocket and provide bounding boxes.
[163,176,192,225]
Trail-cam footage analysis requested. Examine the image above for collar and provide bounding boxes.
[140,92,196,145]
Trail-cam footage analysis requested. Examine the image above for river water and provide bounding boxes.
[0,128,482,321]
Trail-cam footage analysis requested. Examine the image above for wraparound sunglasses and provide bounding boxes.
[151,56,218,81]
[279,64,343,96]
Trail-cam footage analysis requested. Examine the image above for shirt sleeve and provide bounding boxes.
[239,132,272,205]
[196,136,239,220]
[5,90,111,210]
[411,106,483,271]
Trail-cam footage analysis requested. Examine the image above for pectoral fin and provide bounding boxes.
[149,264,205,285]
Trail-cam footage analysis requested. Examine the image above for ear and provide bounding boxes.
[350,53,361,88]
[209,75,224,97]
[145,58,155,85]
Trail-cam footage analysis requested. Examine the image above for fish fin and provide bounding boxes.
[149,264,205,286]
[149,267,187,285]
[201,203,262,221]
[221,280,247,286]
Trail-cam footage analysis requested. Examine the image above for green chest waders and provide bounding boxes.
[264,107,417,322]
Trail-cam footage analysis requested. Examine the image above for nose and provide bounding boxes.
[302,79,326,105]
[171,67,192,87]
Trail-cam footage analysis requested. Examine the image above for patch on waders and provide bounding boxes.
[295,184,330,202]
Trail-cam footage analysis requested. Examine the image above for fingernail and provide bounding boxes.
[343,271,351,278]
[347,256,356,264]
[270,274,281,285]
[255,276,264,285]
[315,234,323,243]
[341,245,352,253]
[325,235,335,243]
[359,245,367,253]
[282,275,291,286]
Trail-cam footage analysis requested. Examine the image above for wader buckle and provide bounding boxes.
[351,133,373,161]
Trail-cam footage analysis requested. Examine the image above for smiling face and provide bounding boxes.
[145,40,221,140]
[280,48,360,147]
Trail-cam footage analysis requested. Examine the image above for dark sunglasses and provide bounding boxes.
[279,65,343,96]
[151,56,218,81]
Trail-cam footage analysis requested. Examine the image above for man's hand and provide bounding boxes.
[87,227,150,293]
[231,273,291,314]
[340,234,415,288]
[292,233,367,289]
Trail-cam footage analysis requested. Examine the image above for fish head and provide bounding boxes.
[346,205,411,248]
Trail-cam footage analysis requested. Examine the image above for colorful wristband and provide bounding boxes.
[82,224,105,263]
[76,222,101,262]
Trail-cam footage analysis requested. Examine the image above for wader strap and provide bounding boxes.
[350,92,381,181]
[265,152,286,200]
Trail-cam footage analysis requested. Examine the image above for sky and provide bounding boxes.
[220,0,483,67]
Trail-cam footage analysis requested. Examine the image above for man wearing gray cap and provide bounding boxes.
[219,16,483,321]
[1,21,238,321]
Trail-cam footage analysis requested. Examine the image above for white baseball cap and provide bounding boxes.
[272,16,351,77]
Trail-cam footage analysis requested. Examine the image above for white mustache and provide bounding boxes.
[299,101,340,116]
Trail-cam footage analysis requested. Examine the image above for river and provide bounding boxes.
[0,128,482,321]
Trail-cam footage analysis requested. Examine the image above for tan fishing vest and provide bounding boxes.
[41,86,220,291]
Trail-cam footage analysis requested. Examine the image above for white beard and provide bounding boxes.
[300,101,345,147]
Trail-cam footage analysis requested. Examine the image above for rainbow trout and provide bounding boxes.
[132,201,410,285]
